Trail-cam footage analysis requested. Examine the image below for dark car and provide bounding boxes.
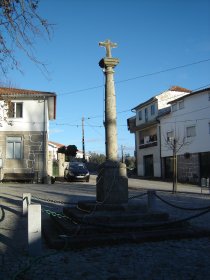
[64,162,90,182]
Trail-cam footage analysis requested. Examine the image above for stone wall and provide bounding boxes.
[0,131,48,182]
[177,153,200,184]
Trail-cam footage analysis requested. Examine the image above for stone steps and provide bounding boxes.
[42,201,210,250]
[42,214,210,250]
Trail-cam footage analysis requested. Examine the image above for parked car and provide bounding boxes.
[64,162,90,182]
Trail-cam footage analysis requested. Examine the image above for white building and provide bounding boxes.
[48,141,90,162]
[0,87,56,182]
[48,141,64,160]
[127,86,191,178]
[160,87,210,183]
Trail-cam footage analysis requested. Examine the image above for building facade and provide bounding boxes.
[160,87,210,183]
[127,86,191,178]
[0,87,56,182]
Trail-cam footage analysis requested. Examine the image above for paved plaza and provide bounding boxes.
[0,178,210,279]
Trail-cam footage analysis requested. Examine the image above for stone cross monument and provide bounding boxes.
[99,39,117,58]
[99,39,119,161]
[96,39,128,205]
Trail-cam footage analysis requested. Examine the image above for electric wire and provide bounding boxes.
[58,58,210,96]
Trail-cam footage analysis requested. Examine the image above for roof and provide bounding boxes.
[168,86,191,93]
[0,87,56,97]
[132,96,157,111]
[48,141,64,148]
[132,86,191,111]
[157,107,171,117]
[168,87,210,104]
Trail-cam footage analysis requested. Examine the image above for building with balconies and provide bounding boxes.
[127,86,191,178]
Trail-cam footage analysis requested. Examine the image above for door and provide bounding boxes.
[200,152,210,178]
[144,155,154,177]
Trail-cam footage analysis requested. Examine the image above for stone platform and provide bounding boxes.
[42,199,210,250]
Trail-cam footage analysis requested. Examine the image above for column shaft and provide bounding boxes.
[105,66,118,161]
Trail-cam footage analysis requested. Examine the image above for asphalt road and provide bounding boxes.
[90,174,204,194]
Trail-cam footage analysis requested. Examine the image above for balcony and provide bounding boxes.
[139,134,157,149]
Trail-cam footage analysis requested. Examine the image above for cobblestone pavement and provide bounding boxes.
[0,181,210,280]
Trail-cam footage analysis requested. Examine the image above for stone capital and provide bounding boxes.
[99,57,119,69]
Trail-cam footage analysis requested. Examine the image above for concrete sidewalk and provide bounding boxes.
[127,176,209,195]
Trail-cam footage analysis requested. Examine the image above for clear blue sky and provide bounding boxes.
[4,0,210,155]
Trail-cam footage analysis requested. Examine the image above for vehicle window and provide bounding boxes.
[69,162,87,170]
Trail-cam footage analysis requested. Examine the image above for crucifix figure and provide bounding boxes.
[99,39,117,58]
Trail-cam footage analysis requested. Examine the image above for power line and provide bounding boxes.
[86,108,131,120]
[161,105,210,121]
[7,110,209,127]
[85,83,210,120]
[161,116,210,125]
[115,58,210,84]
[53,123,103,128]
[5,86,209,127]
[58,58,210,96]
[51,122,127,128]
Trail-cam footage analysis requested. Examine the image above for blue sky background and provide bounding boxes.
[3,0,210,155]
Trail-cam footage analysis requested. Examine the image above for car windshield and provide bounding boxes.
[69,162,87,171]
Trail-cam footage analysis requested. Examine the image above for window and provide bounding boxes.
[151,104,155,115]
[145,108,148,122]
[138,110,142,121]
[171,103,177,112]
[8,102,23,118]
[186,126,196,137]
[167,131,174,142]
[179,100,184,109]
[6,137,22,159]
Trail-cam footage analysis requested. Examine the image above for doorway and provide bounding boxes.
[144,155,154,177]
[200,152,210,178]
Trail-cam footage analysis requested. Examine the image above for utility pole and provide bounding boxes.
[121,145,125,163]
[82,117,85,162]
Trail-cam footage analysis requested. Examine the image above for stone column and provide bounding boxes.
[100,58,119,161]
[97,40,128,204]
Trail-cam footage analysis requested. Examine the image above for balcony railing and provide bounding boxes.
[139,141,157,149]
[139,134,157,149]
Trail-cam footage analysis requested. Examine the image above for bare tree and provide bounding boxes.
[164,134,190,193]
[0,0,51,76]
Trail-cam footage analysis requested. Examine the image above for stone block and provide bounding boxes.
[28,204,42,256]
[96,160,128,204]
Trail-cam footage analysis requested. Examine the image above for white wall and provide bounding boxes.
[156,90,189,110]
[48,144,58,160]
[0,99,49,132]
[135,90,189,127]
[160,91,210,157]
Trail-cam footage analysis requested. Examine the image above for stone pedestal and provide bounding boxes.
[96,160,128,204]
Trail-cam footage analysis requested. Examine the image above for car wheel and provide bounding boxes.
[69,176,73,182]
[86,177,90,182]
